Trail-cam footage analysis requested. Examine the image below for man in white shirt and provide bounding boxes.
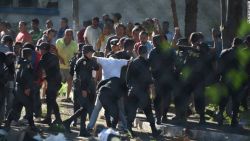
[87,56,128,131]
[84,17,102,51]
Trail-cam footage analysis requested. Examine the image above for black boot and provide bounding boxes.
[79,126,91,137]
[4,119,11,132]
[63,108,85,132]
[150,123,161,138]
[231,117,239,127]
[162,116,168,123]
[63,120,72,133]
[199,114,206,125]
[217,112,223,126]
[156,118,161,125]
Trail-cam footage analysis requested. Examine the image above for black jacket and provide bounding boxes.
[39,52,61,83]
[74,56,99,91]
[127,56,153,90]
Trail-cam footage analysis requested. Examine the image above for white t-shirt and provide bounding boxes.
[84,26,102,50]
[96,57,128,80]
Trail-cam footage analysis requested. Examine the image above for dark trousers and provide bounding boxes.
[7,86,34,127]
[0,85,6,123]
[99,87,119,128]
[154,81,172,121]
[32,85,41,118]
[65,83,95,131]
[174,79,205,119]
[126,88,157,132]
[218,82,244,120]
[45,81,61,121]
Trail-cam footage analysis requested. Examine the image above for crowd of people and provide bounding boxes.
[0,12,250,139]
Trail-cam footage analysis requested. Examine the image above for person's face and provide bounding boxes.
[103,26,111,35]
[85,52,94,59]
[31,22,38,30]
[139,34,148,44]
[92,19,99,28]
[103,15,109,22]
[64,31,73,42]
[116,26,125,37]
[111,45,120,52]
[19,23,26,32]
[46,22,53,29]
[132,30,140,42]
[60,20,67,28]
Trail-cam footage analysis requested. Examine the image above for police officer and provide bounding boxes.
[63,45,99,137]
[174,33,209,124]
[107,38,121,58]
[126,45,161,138]
[5,48,38,131]
[217,38,246,127]
[148,35,177,124]
[69,43,84,127]
[38,42,62,125]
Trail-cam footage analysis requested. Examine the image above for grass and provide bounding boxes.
[58,83,67,96]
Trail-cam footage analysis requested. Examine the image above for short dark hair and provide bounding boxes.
[19,21,27,26]
[139,31,148,36]
[115,23,126,31]
[32,18,39,25]
[23,43,35,50]
[162,21,169,26]
[92,17,99,22]
[1,35,13,44]
[61,17,68,23]
[189,32,203,44]
[47,28,56,34]
[112,13,122,21]
[123,38,135,50]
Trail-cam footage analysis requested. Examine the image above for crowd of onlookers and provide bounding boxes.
[0,12,250,140]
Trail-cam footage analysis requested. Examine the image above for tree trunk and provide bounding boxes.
[184,0,198,38]
[222,0,243,48]
[72,0,80,40]
[170,0,179,27]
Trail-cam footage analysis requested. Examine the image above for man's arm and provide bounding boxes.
[83,27,89,45]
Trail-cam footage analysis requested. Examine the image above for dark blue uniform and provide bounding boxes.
[69,53,82,125]
[6,59,35,129]
[63,55,99,136]
[126,56,160,137]
[39,51,62,124]
[217,47,248,126]
[148,46,177,124]
[174,44,212,123]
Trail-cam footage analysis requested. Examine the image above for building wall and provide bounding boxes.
[0,0,222,40]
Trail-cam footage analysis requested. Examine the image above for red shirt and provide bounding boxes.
[15,31,32,43]
[77,28,86,43]
[134,42,142,56]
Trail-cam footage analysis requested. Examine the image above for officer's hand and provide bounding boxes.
[82,90,88,98]
[24,89,30,96]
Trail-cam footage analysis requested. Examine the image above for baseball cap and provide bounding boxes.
[82,45,95,54]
